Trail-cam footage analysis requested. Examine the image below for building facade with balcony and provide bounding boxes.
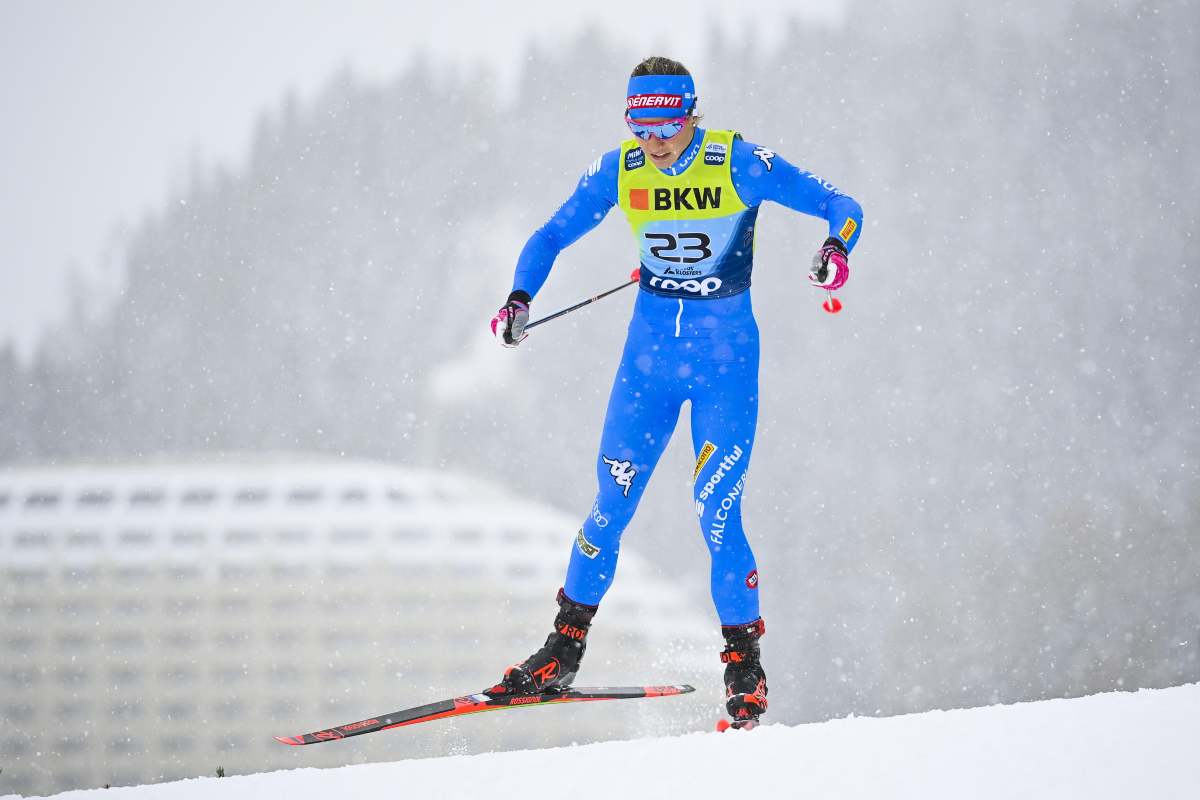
[0,458,718,796]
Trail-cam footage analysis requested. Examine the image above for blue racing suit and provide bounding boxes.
[512,128,863,626]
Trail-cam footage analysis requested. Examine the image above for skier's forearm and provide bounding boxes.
[510,152,619,299]
[511,201,611,298]
[512,227,561,299]
[766,164,863,252]
[823,193,863,252]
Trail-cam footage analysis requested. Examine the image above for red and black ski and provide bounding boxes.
[275,684,694,746]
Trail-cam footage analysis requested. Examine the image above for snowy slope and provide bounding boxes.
[14,683,1199,800]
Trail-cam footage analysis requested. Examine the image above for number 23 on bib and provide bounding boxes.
[618,130,757,299]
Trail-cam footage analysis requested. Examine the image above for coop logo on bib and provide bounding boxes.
[704,142,727,166]
[647,275,723,296]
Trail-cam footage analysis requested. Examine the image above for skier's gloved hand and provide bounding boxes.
[809,237,850,291]
[491,290,531,347]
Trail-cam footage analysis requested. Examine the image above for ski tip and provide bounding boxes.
[715,719,732,733]
[274,735,305,746]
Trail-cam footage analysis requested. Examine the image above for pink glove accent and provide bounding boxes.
[810,242,850,291]
[490,300,530,347]
[489,309,506,336]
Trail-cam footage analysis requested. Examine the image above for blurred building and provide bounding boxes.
[0,458,718,797]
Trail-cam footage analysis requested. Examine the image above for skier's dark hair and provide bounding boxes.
[630,56,702,120]
[630,56,691,79]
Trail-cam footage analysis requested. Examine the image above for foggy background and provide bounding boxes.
[2,0,1198,785]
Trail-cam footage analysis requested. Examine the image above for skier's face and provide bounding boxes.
[635,116,697,169]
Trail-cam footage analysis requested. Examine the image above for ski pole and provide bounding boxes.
[525,268,641,332]
[822,290,843,314]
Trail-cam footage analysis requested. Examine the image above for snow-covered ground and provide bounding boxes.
[14,683,1199,800]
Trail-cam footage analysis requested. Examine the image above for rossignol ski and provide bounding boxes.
[275,684,694,745]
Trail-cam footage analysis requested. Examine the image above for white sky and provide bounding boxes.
[0,0,842,359]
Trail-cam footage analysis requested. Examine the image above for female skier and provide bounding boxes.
[488,56,863,727]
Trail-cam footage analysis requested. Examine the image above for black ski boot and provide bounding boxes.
[721,618,767,727]
[489,589,598,696]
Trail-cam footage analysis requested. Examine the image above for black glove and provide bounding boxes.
[490,290,532,347]
[809,237,850,290]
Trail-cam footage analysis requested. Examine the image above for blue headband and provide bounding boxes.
[626,73,697,120]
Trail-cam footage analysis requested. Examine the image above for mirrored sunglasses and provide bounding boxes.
[625,114,689,141]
